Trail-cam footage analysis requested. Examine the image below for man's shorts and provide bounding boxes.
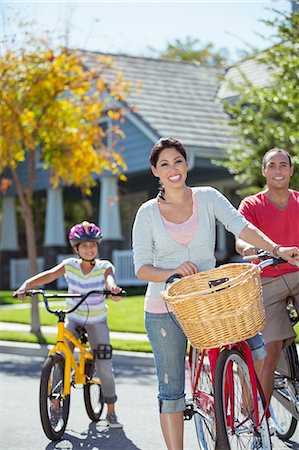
[261,272,299,348]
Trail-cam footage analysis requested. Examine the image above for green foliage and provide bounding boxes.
[156,36,229,67]
[222,9,299,196]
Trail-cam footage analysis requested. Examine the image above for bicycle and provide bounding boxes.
[23,288,126,441]
[247,251,299,441]
[163,260,275,450]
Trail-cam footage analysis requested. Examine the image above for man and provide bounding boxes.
[236,148,299,408]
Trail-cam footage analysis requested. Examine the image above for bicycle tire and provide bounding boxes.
[189,347,216,450]
[271,342,298,440]
[84,368,104,421]
[214,348,272,449]
[39,354,70,441]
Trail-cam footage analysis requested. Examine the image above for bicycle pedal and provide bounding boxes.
[183,404,194,420]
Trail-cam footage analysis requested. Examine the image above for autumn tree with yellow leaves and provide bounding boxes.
[0,43,129,334]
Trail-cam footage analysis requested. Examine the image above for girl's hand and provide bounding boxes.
[174,261,198,278]
[108,286,123,302]
[13,284,29,302]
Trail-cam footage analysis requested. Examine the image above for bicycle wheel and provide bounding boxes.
[214,348,272,450]
[271,342,298,440]
[189,347,216,450]
[39,354,70,441]
[84,367,104,421]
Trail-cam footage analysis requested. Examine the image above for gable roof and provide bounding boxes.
[218,55,272,101]
[79,51,231,155]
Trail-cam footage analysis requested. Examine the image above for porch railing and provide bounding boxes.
[9,250,144,289]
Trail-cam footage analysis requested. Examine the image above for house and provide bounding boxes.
[0,52,244,289]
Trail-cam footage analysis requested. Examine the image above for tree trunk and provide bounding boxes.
[23,198,41,335]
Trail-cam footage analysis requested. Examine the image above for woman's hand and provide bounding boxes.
[276,246,299,266]
[174,261,198,277]
[241,244,259,257]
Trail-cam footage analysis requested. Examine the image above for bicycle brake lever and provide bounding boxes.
[165,273,182,288]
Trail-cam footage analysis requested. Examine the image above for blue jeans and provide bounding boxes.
[145,312,187,414]
[246,332,267,361]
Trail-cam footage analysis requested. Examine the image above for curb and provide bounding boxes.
[0,340,155,366]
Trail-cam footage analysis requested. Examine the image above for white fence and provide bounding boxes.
[10,257,45,289]
[9,250,144,289]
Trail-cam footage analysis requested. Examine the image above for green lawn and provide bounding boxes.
[0,290,149,352]
[0,293,146,333]
[1,290,298,349]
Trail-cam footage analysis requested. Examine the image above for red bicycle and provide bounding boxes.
[163,259,275,449]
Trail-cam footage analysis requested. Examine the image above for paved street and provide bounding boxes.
[1,348,299,450]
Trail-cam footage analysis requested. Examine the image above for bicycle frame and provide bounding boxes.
[188,340,268,435]
[47,321,94,397]
[224,341,267,428]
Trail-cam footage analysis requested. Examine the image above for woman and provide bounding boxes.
[132,137,299,450]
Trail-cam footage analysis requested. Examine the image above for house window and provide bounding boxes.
[35,146,44,169]
[99,116,112,150]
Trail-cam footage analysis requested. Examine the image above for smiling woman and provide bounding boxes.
[131,136,299,450]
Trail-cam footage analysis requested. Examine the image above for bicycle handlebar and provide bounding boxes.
[165,252,286,286]
[16,289,127,315]
[243,250,286,269]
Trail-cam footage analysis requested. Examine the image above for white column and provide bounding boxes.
[99,176,122,239]
[44,188,65,246]
[0,195,18,250]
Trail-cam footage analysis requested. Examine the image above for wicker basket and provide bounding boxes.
[161,263,265,349]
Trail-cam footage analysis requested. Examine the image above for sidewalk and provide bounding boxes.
[0,321,149,341]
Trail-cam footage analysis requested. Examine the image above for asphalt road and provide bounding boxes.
[1,351,298,450]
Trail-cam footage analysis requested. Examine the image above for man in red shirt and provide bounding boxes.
[236,148,299,406]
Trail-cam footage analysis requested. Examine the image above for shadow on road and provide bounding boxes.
[0,354,156,384]
[44,421,141,450]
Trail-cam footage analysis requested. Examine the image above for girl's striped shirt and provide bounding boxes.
[63,257,114,324]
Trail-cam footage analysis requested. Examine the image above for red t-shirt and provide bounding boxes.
[238,190,299,277]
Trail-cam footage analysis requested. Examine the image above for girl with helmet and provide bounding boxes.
[15,220,123,428]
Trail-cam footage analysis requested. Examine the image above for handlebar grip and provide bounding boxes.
[108,289,127,297]
[165,274,182,286]
[243,252,286,266]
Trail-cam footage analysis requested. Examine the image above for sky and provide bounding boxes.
[0,0,294,62]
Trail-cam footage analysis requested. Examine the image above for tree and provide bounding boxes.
[0,41,129,334]
[222,9,299,196]
[154,36,229,67]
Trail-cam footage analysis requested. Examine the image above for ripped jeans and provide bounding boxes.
[145,312,187,414]
[145,312,266,414]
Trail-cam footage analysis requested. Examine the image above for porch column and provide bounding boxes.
[99,175,122,260]
[43,188,66,281]
[0,195,19,288]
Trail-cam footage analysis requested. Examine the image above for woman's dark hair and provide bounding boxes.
[149,137,187,167]
[149,137,188,200]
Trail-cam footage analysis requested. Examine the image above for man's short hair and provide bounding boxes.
[262,148,292,168]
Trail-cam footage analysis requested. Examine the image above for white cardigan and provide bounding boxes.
[132,186,248,301]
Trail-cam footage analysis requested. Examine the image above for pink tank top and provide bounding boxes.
[145,198,199,313]
[161,199,198,247]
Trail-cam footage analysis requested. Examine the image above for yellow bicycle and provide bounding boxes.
[25,288,126,441]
